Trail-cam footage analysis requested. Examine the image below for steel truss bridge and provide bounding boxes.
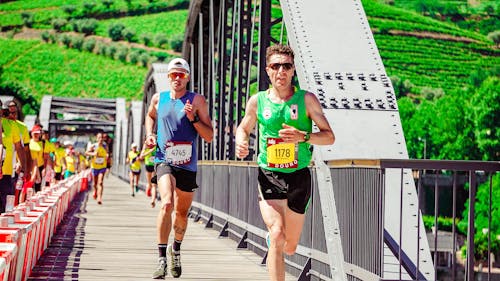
[36,1,500,280]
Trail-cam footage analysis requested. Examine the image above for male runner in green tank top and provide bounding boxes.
[236,44,335,281]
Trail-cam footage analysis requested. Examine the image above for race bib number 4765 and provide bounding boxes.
[266,138,297,169]
[165,141,192,165]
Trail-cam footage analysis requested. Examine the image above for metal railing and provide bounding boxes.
[379,159,500,281]
[186,159,499,281]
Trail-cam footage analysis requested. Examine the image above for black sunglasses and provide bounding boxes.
[268,63,294,71]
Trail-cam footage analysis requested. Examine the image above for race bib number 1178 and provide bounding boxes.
[266,138,297,169]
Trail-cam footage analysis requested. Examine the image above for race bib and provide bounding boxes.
[266,138,297,169]
[95,157,105,164]
[165,141,192,165]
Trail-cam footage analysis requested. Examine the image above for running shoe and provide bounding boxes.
[266,232,270,248]
[167,244,182,278]
[152,257,167,279]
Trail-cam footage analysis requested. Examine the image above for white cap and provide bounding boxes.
[131,143,138,148]
[167,58,190,74]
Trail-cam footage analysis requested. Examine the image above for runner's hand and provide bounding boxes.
[235,140,249,159]
[184,99,195,121]
[145,134,156,148]
[279,124,305,143]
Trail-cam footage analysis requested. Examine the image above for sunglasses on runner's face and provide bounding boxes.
[169,72,188,80]
[268,63,294,71]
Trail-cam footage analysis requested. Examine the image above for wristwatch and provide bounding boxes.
[303,132,310,142]
[190,115,200,124]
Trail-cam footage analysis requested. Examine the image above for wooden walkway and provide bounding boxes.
[28,175,295,280]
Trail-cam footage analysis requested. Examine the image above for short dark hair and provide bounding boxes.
[266,44,294,64]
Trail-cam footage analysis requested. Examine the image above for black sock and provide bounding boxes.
[158,244,167,257]
[173,239,182,252]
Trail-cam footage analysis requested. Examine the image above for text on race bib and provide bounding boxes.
[266,138,297,169]
[165,141,192,165]
[95,157,105,164]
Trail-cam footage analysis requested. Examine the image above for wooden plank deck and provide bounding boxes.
[29,175,295,280]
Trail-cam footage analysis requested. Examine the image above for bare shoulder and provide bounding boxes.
[193,93,208,104]
[248,94,258,107]
[151,92,160,104]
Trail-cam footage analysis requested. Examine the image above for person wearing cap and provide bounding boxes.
[85,132,108,205]
[29,124,45,192]
[0,99,27,213]
[6,100,32,203]
[126,142,142,197]
[235,44,335,281]
[145,57,213,279]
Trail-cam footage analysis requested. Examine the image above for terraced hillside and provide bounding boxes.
[0,0,498,160]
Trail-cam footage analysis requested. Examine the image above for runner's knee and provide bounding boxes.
[283,242,298,255]
[269,226,286,248]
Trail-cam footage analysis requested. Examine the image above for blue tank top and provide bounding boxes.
[155,91,198,171]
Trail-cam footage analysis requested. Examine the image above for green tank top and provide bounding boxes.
[257,89,312,173]
[143,147,156,166]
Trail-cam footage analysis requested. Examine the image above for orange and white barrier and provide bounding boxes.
[0,169,89,281]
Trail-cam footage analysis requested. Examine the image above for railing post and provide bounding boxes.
[466,171,476,281]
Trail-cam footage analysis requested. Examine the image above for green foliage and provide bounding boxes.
[94,10,188,45]
[488,30,500,46]
[62,5,77,16]
[106,44,117,58]
[51,18,67,32]
[170,33,184,52]
[82,38,96,53]
[41,31,50,42]
[458,173,500,261]
[422,215,460,232]
[0,39,146,100]
[469,77,500,161]
[20,12,34,27]
[140,33,153,46]
[78,18,98,36]
[71,36,84,50]
[59,34,70,47]
[0,80,40,115]
[116,47,128,62]
[420,87,444,101]
[101,0,114,9]
[82,2,97,15]
[121,27,137,42]
[108,22,125,41]
[154,33,168,48]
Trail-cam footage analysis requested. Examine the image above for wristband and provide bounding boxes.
[303,132,310,142]
[190,115,200,124]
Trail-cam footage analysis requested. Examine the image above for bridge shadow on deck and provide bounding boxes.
[28,191,88,280]
[26,175,293,281]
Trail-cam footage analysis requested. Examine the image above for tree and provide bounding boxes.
[79,18,98,36]
[51,18,68,32]
[487,30,500,46]
[21,12,34,27]
[469,77,500,161]
[62,5,77,16]
[101,0,114,9]
[108,23,125,41]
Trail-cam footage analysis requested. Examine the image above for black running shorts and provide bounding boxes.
[257,167,312,214]
[155,163,198,192]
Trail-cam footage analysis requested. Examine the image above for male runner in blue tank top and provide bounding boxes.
[145,58,213,279]
[235,44,335,281]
